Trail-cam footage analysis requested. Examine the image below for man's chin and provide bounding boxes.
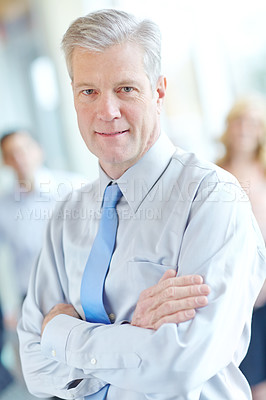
[99,155,137,179]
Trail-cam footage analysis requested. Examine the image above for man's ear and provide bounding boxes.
[156,76,167,114]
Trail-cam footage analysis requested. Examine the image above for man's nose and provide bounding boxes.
[96,93,121,121]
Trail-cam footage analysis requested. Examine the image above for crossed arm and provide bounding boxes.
[41,269,210,334]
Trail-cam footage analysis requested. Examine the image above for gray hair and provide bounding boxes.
[61,9,161,90]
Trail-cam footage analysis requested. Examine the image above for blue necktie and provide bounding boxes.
[80,183,122,399]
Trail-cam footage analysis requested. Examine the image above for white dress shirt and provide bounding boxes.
[18,134,266,400]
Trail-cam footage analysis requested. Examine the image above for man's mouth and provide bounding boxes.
[95,129,129,136]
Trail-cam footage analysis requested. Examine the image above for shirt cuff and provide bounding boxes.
[41,314,85,363]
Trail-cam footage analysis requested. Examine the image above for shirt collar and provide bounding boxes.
[99,133,176,213]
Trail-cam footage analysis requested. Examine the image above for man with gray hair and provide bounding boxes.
[18,9,265,400]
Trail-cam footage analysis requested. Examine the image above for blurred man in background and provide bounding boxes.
[0,129,87,302]
[0,129,87,399]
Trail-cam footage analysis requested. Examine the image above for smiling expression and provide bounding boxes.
[71,42,166,179]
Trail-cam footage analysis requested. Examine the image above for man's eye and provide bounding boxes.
[82,89,95,95]
[121,87,134,93]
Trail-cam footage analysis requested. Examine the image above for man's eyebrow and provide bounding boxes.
[73,82,95,90]
[73,80,139,90]
[115,80,139,86]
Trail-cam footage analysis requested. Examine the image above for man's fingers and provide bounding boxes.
[154,295,208,320]
[158,283,210,303]
[132,271,211,331]
[144,280,210,309]
[132,290,209,330]
[159,271,204,287]
[159,274,204,291]
[146,272,205,299]
[153,309,196,330]
[158,269,176,283]
[150,295,209,330]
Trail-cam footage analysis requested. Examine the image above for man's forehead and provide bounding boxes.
[71,43,148,86]
[72,42,144,68]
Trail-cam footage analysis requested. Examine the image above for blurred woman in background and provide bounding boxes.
[217,95,266,400]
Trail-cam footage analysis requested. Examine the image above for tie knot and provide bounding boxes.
[102,184,122,209]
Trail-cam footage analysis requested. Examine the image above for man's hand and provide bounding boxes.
[41,303,80,336]
[131,269,210,330]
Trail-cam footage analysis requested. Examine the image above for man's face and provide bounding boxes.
[1,132,43,180]
[72,42,166,179]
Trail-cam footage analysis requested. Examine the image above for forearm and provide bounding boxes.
[40,286,249,397]
[20,268,263,398]
[17,241,108,398]
[18,314,108,399]
[40,219,265,397]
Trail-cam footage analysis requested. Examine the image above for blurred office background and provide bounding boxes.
[0,0,266,397]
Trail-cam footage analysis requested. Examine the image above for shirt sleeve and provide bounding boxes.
[20,179,266,398]
[17,210,110,399]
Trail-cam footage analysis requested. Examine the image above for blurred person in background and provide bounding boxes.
[0,129,87,304]
[217,95,266,400]
[0,130,87,300]
[0,129,87,399]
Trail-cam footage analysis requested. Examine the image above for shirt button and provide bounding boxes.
[51,350,56,357]
[90,358,97,365]
[109,313,116,322]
